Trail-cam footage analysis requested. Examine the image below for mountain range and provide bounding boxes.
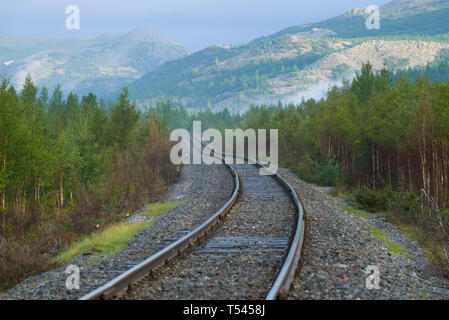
[129,0,449,112]
[0,28,189,97]
[2,0,449,111]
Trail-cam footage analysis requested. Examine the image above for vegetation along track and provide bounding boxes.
[80,143,304,300]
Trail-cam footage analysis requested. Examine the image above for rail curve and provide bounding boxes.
[80,139,304,300]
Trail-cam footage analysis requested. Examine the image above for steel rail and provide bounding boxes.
[227,151,305,300]
[80,138,305,300]
[202,141,305,300]
[80,142,240,300]
[265,172,305,300]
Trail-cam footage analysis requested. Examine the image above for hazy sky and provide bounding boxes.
[0,0,390,51]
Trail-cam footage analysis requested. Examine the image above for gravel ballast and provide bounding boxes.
[3,163,449,300]
[278,168,449,300]
[121,164,297,300]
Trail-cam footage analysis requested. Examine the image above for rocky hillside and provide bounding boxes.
[271,40,449,105]
[273,0,449,39]
[129,0,449,112]
[0,28,189,97]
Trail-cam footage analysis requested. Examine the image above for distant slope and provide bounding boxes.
[129,36,340,111]
[272,0,449,39]
[0,28,189,97]
[395,48,449,82]
[130,37,449,112]
[129,0,449,112]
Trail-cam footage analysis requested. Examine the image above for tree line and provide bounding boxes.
[149,64,449,274]
[0,75,177,289]
[230,63,449,273]
[156,63,449,212]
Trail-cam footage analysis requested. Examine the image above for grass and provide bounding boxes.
[54,222,149,264]
[368,225,407,257]
[340,190,449,275]
[85,256,103,267]
[339,202,407,256]
[330,187,347,198]
[53,201,181,265]
[338,203,371,219]
[420,290,430,300]
[142,201,182,217]
[399,224,448,265]
[400,225,432,246]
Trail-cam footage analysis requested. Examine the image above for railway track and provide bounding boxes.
[80,141,304,300]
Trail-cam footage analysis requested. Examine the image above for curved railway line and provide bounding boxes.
[80,142,305,300]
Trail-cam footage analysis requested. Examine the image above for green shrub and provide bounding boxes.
[351,186,398,212]
[65,218,73,233]
[297,156,341,187]
[377,186,396,210]
[314,159,341,186]
[296,153,315,182]
[440,209,449,220]
[399,191,421,216]
[352,187,383,212]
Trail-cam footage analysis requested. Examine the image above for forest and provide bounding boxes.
[2,61,449,289]
[396,49,449,83]
[152,64,449,213]
[150,63,449,274]
[0,76,177,290]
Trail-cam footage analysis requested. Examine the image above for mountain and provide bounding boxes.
[272,0,449,39]
[129,0,449,112]
[0,28,189,98]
